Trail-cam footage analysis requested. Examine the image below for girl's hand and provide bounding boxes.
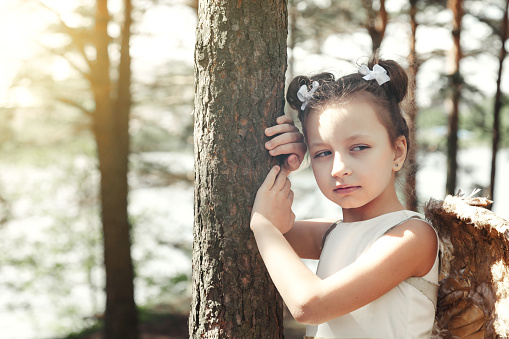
[251,166,295,234]
[265,115,307,172]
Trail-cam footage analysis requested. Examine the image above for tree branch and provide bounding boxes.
[39,44,93,82]
[36,0,96,77]
[57,97,94,117]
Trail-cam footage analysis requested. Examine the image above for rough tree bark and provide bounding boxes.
[92,1,138,338]
[445,0,463,196]
[190,1,287,338]
[404,0,420,212]
[288,0,297,82]
[489,0,509,205]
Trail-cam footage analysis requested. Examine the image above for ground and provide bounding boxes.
[71,306,306,339]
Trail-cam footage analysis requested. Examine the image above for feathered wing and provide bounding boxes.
[425,192,509,338]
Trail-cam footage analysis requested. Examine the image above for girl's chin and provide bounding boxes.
[331,199,366,210]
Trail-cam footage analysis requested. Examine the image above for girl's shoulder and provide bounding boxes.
[380,210,432,234]
[383,210,436,241]
[381,215,439,277]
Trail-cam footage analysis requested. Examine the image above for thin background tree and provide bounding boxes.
[445,0,464,195]
[489,0,509,206]
[404,0,421,211]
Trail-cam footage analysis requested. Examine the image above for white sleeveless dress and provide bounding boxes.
[305,210,439,339]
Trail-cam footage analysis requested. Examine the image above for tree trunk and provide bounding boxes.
[92,1,138,338]
[363,0,388,52]
[190,1,287,338]
[288,0,297,82]
[489,0,509,205]
[404,0,419,211]
[445,0,463,196]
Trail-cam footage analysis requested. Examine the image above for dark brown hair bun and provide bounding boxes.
[370,59,408,104]
[286,76,311,111]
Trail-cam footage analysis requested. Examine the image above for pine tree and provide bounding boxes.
[190,1,288,337]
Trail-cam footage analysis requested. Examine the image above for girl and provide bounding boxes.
[251,57,439,338]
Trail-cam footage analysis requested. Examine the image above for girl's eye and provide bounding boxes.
[314,150,332,158]
[351,145,370,152]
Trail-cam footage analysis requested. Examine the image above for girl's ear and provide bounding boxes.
[393,135,407,171]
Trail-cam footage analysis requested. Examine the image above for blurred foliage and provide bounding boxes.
[131,60,194,153]
[290,0,362,53]
[60,305,190,339]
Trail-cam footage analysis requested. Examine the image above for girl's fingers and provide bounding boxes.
[288,189,294,201]
[284,154,301,172]
[260,165,280,191]
[281,178,292,196]
[268,142,307,159]
[276,115,294,125]
[265,122,299,138]
[279,166,291,180]
[265,131,304,151]
[272,167,289,192]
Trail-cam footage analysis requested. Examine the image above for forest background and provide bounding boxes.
[0,0,508,338]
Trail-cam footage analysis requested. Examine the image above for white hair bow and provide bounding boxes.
[359,64,390,85]
[297,81,319,110]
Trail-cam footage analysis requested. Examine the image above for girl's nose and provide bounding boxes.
[331,154,351,178]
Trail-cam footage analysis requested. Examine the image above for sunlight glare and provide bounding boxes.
[52,57,71,81]
[40,0,84,28]
[0,2,40,105]
[13,87,35,107]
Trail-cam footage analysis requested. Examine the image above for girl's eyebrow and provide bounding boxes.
[309,133,372,149]
[308,141,326,149]
[344,133,371,143]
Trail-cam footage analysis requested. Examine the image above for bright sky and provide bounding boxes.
[0,0,196,107]
[0,1,87,106]
[0,2,45,106]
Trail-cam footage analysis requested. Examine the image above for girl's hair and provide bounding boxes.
[286,56,410,154]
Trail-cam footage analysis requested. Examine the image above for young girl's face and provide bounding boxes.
[306,100,404,219]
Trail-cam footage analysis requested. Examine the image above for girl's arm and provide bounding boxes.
[251,167,437,325]
[284,219,334,260]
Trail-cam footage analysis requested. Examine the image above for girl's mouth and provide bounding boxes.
[334,185,360,194]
